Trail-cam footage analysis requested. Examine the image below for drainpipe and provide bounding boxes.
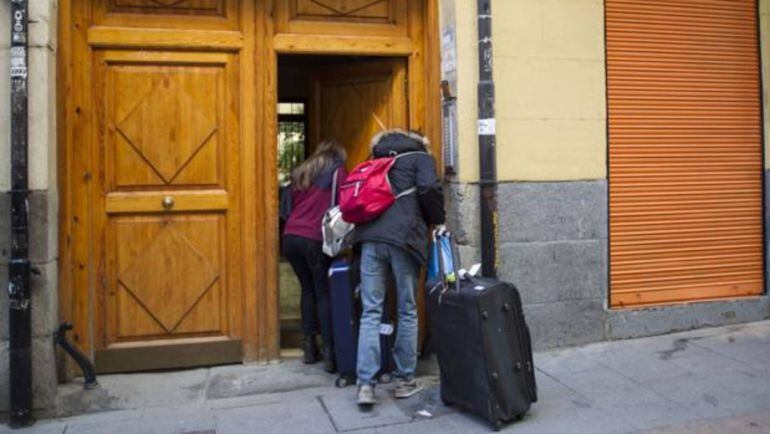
[8,0,34,428]
[477,0,498,278]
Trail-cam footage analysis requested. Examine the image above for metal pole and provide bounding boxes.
[8,0,33,428]
[477,0,498,278]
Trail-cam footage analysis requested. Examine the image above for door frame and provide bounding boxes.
[57,0,441,367]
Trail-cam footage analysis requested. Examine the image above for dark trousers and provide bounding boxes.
[282,234,333,348]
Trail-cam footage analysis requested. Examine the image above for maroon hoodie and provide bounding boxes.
[283,164,347,242]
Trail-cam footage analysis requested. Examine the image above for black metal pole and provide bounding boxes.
[477,0,498,278]
[8,0,34,428]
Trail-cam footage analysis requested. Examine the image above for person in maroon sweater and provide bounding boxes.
[283,139,347,372]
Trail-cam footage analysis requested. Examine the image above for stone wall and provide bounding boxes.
[497,181,608,348]
[0,0,59,415]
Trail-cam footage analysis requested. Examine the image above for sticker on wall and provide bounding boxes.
[441,27,457,76]
[477,118,496,136]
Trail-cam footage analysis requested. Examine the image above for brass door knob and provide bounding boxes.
[162,196,174,209]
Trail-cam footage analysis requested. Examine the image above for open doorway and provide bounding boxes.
[277,54,408,355]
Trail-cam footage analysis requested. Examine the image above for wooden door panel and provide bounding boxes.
[294,0,393,22]
[93,49,241,371]
[109,0,224,15]
[109,63,223,189]
[276,0,408,38]
[111,215,225,340]
[94,0,237,30]
[311,59,407,168]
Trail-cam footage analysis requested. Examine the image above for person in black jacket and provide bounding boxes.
[354,129,445,407]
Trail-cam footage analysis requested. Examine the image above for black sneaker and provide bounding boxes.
[302,335,319,364]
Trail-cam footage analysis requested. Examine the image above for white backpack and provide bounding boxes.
[322,169,355,257]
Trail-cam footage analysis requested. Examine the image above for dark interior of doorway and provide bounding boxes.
[277,54,381,356]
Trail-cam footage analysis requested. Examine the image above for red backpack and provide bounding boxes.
[338,152,426,224]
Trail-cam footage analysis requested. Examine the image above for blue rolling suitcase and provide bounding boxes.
[328,258,394,387]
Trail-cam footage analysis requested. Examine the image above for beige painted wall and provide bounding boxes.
[0,0,57,192]
[762,0,770,169]
[492,0,606,182]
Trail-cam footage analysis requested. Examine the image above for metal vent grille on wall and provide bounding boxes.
[606,0,764,307]
[442,97,459,175]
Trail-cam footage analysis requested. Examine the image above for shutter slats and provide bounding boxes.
[607,0,764,307]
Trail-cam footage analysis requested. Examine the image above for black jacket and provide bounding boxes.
[353,132,445,264]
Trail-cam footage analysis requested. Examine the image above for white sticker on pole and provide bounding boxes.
[478,118,496,136]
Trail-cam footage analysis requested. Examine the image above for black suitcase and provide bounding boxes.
[427,237,537,430]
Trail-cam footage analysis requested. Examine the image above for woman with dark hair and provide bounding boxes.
[283,139,347,372]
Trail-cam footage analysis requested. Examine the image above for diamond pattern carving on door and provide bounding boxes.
[295,0,391,20]
[112,66,221,188]
[115,216,223,336]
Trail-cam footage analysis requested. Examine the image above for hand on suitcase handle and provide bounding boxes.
[434,224,450,238]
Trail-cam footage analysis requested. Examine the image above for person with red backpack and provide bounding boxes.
[347,129,445,407]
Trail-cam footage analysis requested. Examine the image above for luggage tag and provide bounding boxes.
[459,263,485,291]
[379,323,394,336]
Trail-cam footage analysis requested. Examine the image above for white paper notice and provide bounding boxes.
[478,118,496,136]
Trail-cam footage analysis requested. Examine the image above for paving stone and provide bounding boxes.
[644,369,770,420]
[206,360,332,400]
[57,369,207,416]
[139,405,215,434]
[691,334,770,366]
[644,409,770,434]
[534,348,602,376]
[318,387,411,431]
[61,410,144,434]
[581,345,695,383]
[2,421,66,434]
[553,368,662,407]
[64,419,141,434]
[215,395,334,434]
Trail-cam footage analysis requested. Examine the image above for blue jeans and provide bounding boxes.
[356,242,420,385]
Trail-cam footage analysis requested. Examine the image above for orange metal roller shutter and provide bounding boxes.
[607,0,764,307]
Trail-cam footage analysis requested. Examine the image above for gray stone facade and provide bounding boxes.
[497,180,609,348]
[448,179,770,350]
[0,192,60,414]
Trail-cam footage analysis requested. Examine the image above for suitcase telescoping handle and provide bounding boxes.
[434,231,462,296]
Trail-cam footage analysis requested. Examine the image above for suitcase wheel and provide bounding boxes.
[492,419,503,432]
[335,376,353,388]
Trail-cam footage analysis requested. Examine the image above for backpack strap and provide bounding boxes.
[330,168,339,207]
[395,187,417,198]
[391,151,429,160]
[387,151,429,198]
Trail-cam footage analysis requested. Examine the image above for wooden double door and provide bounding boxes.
[60,1,438,372]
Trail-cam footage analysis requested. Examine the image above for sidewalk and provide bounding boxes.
[3,320,770,434]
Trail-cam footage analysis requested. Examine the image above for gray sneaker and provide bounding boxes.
[357,384,376,406]
[394,378,423,399]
